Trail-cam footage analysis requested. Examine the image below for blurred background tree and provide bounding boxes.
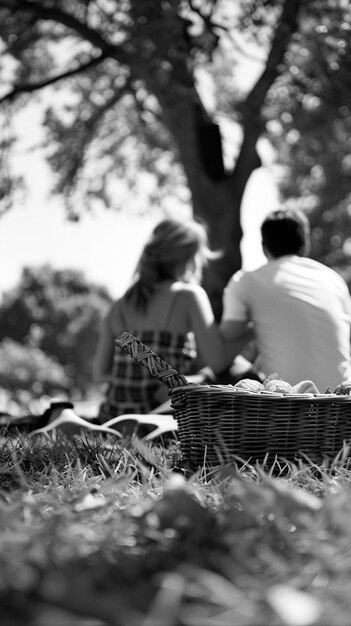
[0,0,303,318]
[263,1,351,284]
[0,265,112,404]
[0,338,69,410]
[0,0,350,315]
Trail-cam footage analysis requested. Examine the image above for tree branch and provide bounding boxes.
[244,0,303,122]
[0,0,123,56]
[232,0,303,191]
[0,52,108,104]
[51,81,132,191]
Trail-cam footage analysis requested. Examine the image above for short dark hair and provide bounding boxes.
[261,209,310,258]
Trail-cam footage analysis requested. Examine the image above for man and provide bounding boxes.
[220,208,351,392]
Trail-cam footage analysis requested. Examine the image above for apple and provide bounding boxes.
[264,379,294,395]
[334,383,351,395]
[233,379,264,393]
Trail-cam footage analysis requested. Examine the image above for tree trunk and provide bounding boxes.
[142,0,303,317]
[188,174,244,321]
[0,0,303,320]
[150,83,258,319]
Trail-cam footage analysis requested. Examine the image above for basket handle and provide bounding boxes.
[115,332,189,390]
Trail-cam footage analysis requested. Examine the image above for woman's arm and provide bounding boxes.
[187,285,251,373]
[220,320,255,362]
[93,303,120,384]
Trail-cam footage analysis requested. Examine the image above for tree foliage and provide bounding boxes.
[0,338,69,404]
[262,2,351,270]
[0,0,305,317]
[0,1,350,314]
[0,265,112,396]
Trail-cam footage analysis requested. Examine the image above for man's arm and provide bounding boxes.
[220,320,255,363]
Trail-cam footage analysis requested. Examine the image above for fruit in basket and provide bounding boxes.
[234,378,264,392]
[264,377,294,395]
[334,383,351,395]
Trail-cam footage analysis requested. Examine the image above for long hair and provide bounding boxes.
[124,218,218,311]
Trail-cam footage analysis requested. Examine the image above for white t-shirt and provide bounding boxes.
[222,255,351,391]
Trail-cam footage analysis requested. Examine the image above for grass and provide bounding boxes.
[1,428,351,625]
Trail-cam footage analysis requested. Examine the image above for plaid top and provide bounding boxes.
[98,329,196,422]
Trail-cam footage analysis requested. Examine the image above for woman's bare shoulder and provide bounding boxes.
[108,298,123,314]
[171,282,204,295]
[106,298,125,327]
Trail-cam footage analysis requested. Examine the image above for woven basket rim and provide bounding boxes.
[170,385,351,403]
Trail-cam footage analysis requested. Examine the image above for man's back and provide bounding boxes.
[222,255,351,391]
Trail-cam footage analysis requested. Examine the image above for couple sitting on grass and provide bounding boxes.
[34,209,351,438]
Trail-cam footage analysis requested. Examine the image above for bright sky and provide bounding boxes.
[0,153,278,300]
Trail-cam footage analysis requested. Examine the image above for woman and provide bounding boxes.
[94,217,246,421]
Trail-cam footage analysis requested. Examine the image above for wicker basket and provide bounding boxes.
[115,332,351,466]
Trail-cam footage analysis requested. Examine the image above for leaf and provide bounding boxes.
[131,436,164,469]
[143,572,186,626]
[72,492,107,512]
[267,585,321,626]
